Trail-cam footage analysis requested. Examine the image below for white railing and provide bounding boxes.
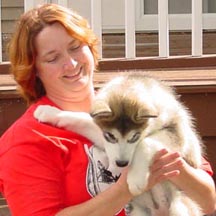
[91,0,204,58]
[0,0,215,63]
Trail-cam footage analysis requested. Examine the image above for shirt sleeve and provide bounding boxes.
[201,157,214,176]
[1,141,67,216]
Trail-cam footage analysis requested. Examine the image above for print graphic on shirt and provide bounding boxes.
[32,130,124,215]
[32,129,121,197]
[84,145,121,197]
[32,129,71,153]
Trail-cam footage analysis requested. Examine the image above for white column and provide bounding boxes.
[24,0,48,11]
[24,0,35,11]
[125,0,136,58]
[55,0,68,7]
[91,0,102,58]
[158,0,169,57]
[192,0,202,56]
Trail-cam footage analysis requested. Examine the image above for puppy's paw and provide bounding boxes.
[128,183,143,196]
[34,105,61,125]
[127,174,149,196]
[128,181,149,196]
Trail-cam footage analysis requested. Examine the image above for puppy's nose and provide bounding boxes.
[116,160,129,167]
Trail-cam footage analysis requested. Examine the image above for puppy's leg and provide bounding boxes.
[34,105,62,124]
[169,189,202,216]
[129,192,156,216]
[127,138,160,196]
[127,143,150,196]
[34,105,105,149]
[129,204,151,216]
[34,105,94,131]
[173,110,202,168]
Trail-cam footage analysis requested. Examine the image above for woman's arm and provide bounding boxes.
[2,142,131,216]
[170,160,216,214]
[56,171,132,216]
[148,149,216,215]
[57,149,216,216]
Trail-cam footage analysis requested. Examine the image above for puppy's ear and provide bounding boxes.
[91,100,112,119]
[135,106,158,123]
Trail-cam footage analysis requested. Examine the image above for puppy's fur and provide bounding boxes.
[34,73,203,216]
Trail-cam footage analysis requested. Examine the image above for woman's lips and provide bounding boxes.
[63,67,82,79]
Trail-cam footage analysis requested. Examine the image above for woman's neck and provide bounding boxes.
[47,83,95,113]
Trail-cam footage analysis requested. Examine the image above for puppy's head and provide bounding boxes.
[91,98,157,168]
[90,75,159,167]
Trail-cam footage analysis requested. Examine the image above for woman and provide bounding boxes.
[0,4,215,216]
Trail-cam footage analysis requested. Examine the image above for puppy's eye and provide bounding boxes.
[103,132,118,144]
[128,132,141,143]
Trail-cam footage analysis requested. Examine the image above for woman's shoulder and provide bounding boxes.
[0,97,51,143]
[0,96,92,156]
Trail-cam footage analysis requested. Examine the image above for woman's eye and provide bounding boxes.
[103,132,118,144]
[128,132,141,144]
[69,41,81,51]
[70,45,80,51]
[47,56,58,63]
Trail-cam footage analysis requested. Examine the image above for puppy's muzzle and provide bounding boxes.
[116,160,129,167]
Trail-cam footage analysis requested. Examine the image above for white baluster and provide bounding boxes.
[125,0,136,58]
[91,0,102,58]
[192,0,202,56]
[158,0,169,57]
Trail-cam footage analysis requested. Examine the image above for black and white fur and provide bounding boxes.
[34,73,204,216]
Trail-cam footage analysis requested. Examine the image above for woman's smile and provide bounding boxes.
[63,66,82,80]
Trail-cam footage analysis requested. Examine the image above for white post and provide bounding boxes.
[55,0,68,7]
[91,0,102,58]
[158,0,169,57]
[125,0,136,58]
[24,0,35,11]
[0,0,2,62]
[192,0,202,56]
[24,0,48,11]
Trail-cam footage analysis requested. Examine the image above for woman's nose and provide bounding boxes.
[62,58,78,70]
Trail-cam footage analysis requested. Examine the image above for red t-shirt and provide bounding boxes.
[0,96,213,215]
[0,96,125,215]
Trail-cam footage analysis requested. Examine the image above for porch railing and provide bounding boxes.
[0,0,215,63]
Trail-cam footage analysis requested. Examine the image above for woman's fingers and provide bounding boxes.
[151,149,182,172]
[147,149,185,189]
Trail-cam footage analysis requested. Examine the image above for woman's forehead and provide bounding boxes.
[35,23,76,55]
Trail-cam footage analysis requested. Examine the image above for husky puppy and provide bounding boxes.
[34,73,203,216]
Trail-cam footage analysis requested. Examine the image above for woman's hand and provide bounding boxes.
[117,148,215,214]
[146,148,182,190]
[146,148,216,214]
[117,148,182,194]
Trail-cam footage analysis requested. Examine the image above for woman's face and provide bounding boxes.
[35,22,95,100]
